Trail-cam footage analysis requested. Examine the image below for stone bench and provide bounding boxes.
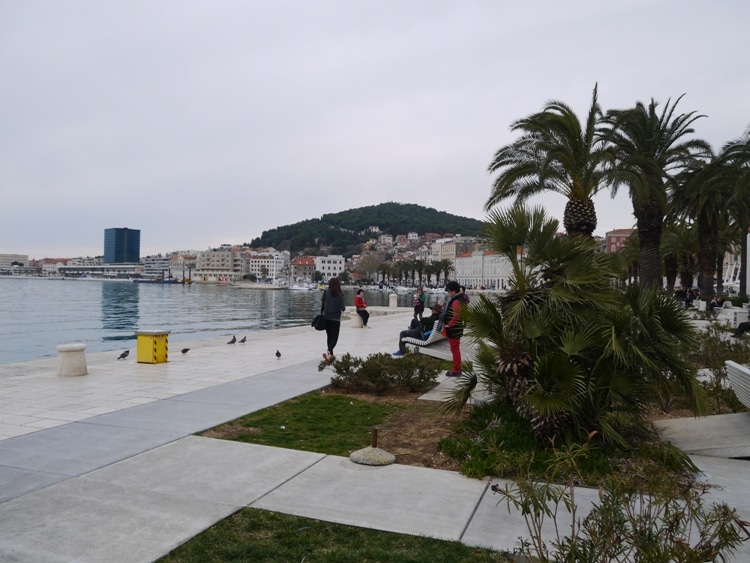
[56,342,88,376]
[351,311,364,328]
[725,361,750,409]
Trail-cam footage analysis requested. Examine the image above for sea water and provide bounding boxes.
[0,278,416,365]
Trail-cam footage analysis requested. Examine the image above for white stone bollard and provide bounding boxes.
[389,293,398,308]
[351,313,364,328]
[56,343,88,376]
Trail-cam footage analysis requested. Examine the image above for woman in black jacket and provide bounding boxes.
[322,277,346,361]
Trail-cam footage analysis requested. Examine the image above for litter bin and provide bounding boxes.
[136,330,170,364]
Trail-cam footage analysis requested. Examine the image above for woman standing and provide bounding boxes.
[322,277,346,361]
[438,281,465,377]
[413,286,426,320]
[354,288,370,328]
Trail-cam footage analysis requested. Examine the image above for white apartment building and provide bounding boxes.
[454,250,514,290]
[315,255,345,280]
[247,250,290,282]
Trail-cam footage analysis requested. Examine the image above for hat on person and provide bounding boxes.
[431,303,443,313]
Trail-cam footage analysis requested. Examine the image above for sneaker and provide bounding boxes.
[393,350,405,356]
[322,352,329,361]
[365,325,371,329]
[445,371,461,378]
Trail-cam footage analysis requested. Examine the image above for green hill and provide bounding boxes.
[249,202,485,256]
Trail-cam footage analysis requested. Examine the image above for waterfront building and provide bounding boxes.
[315,255,345,280]
[454,249,515,290]
[605,228,635,254]
[104,228,141,264]
[0,253,29,270]
[194,248,245,282]
[142,254,171,279]
[290,256,315,282]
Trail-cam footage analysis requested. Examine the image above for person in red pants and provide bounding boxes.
[438,281,465,377]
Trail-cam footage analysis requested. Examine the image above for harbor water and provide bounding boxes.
[0,278,422,365]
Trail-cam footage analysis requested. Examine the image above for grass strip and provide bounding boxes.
[200,391,405,456]
[158,507,509,562]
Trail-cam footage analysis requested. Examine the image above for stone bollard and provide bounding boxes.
[389,293,398,308]
[56,343,88,376]
[351,313,364,328]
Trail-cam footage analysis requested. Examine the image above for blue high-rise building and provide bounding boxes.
[104,228,141,264]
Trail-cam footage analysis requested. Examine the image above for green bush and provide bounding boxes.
[319,352,442,394]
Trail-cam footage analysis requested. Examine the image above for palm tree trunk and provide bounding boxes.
[634,199,664,289]
[698,219,718,300]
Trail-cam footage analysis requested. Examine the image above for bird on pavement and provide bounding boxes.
[117,350,129,360]
[227,335,236,345]
[276,350,281,359]
[181,348,190,355]
[239,336,247,344]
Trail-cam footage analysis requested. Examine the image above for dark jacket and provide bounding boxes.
[438,294,464,339]
[322,289,346,321]
[418,313,439,336]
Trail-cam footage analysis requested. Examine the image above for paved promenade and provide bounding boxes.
[1,309,750,561]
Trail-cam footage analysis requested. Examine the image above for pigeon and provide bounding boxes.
[275,350,281,359]
[227,335,236,345]
[239,336,247,344]
[181,348,190,355]
[117,350,129,360]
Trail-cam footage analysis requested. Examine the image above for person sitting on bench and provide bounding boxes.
[732,320,750,337]
[393,303,442,356]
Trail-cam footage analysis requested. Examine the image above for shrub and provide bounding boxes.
[319,352,442,394]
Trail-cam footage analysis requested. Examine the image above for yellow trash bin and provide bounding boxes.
[136,330,170,364]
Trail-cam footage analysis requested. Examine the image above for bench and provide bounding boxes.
[401,329,445,348]
[725,361,750,409]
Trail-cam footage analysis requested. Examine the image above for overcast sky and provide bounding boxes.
[2,1,748,259]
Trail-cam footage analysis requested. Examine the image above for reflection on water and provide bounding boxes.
[0,278,418,364]
[101,282,139,338]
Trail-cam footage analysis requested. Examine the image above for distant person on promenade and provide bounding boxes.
[354,288,370,328]
[437,281,465,378]
[459,285,470,304]
[393,303,442,356]
[412,286,426,320]
[321,277,346,362]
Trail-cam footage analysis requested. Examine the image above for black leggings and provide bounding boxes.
[325,320,341,354]
[356,309,369,326]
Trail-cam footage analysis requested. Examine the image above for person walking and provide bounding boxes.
[437,281,465,377]
[321,277,346,362]
[413,286,426,320]
[354,288,370,328]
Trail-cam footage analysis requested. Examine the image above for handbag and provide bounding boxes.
[312,314,326,331]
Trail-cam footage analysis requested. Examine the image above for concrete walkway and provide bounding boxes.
[1,310,749,561]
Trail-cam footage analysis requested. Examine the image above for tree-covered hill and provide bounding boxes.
[249,202,485,254]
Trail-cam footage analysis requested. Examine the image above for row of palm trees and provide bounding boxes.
[373,258,454,287]
[486,85,750,299]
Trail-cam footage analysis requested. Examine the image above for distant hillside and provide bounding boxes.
[249,202,485,255]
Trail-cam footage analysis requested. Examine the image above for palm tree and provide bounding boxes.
[601,96,711,289]
[448,204,704,446]
[660,222,699,293]
[414,259,426,286]
[436,259,454,286]
[486,85,609,237]
[718,130,750,296]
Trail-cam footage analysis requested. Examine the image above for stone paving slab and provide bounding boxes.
[252,454,490,541]
[0,477,240,563]
[84,436,326,506]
